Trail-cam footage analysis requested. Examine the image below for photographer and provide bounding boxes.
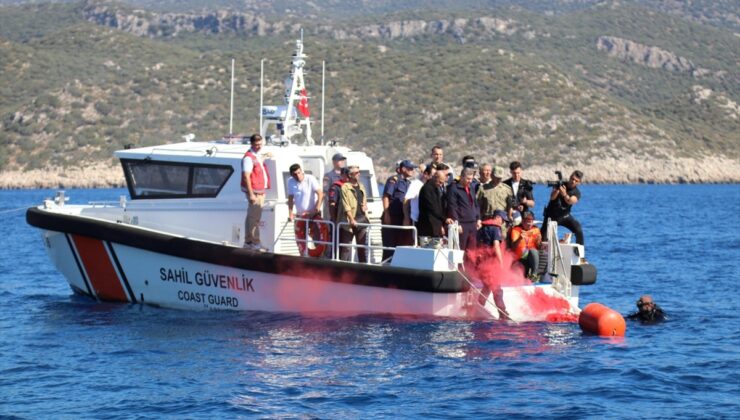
[542,170,584,245]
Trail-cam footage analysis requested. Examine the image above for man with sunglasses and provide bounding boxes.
[542,170,585,245]
[626,295,666,323]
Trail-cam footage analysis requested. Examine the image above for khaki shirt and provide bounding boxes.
[337,182,368,224]
[477,181,513,218]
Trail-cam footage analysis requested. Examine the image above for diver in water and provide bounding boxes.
[626,295,666,324]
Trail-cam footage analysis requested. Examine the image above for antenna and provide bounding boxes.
[229,58,235,135]
[321,60,325,145]
[259,58,264,137]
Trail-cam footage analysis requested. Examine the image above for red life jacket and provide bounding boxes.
[241,150,271,193]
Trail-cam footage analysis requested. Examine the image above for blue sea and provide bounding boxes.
[1,185,739,418]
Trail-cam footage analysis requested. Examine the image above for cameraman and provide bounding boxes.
[542,170,584,245]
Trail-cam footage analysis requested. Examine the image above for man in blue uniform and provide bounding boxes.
[382,159,416,260]
[446,167,481,253]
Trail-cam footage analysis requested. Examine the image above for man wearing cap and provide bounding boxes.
[382,159,417,259]
[477,165,514,238]
[242,133,271,251]
[508,211,542,280]
[323,152,347,217]
[446,167,481,253]
[327,167,350,223]
[504,161,535,214]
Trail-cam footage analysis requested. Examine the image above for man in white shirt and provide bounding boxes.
[288,163,324,256]
[403,164,435,227]
[287,163,323,221]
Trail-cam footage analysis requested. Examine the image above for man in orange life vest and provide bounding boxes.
[509,211,542,280]
[242,134,271,251]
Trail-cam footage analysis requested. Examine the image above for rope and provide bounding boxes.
[0,206,31,215]
[441,221,510,320]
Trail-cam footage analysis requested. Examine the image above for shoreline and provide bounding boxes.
[1,156,738,189]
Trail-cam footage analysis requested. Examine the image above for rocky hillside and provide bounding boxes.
[0,0,738,186]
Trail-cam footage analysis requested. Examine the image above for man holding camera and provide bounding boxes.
[504,161,535,214]
[542,170,584,245]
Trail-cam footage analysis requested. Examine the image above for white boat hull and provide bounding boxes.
[40,227,579,321]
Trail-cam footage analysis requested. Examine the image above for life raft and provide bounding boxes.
[294,213,331,257]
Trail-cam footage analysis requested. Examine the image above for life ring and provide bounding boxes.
[294,213,330,257]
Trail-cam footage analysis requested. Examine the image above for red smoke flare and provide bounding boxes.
[466,246,577,323]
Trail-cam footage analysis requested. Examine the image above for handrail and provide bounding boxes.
[546,220,572,297]
[293,215,336,259]
[335,221,418,264]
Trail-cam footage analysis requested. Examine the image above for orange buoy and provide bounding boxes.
[578,303,626,337]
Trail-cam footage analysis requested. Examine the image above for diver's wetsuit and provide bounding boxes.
[626,305,667,324]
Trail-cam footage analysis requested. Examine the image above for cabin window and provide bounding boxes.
[122,159,233,199]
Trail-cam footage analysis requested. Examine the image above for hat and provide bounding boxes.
[332,153,347,161]
[463,160,479,169]
[493,166,505,178]
[493,209,510,222]
[400,159,417,169]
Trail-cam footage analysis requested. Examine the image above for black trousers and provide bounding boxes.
[542,213,584,245]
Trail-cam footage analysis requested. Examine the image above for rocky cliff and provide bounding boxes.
[596,36,709,76]
[81,1,522,42]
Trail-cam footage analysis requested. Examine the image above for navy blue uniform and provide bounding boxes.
[382,175,413,260]
[447,181,480,251]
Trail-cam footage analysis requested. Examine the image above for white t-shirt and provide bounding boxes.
[404,178,424,223]
[241,148,269,190]
[287,174,320,214]
[512,180,520,197]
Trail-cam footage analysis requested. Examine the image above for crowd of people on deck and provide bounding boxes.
[240,136,585,279]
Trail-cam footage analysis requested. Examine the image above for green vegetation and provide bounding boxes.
[0,0,737,173]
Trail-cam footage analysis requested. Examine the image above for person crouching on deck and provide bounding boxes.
[508,211,542,281]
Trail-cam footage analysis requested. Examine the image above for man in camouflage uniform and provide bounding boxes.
[477,165,514,240]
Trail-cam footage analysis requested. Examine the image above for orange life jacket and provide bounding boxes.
[241,150,270,193]
[509,225,541,260]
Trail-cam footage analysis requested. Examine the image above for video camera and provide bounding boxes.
[547,170,564,188]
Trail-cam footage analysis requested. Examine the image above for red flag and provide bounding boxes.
[297,88,310,117]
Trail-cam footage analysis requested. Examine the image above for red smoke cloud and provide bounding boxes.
[467,246,578,323]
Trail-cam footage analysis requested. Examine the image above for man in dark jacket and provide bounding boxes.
[446,167,481,251]
[503,161,535,214]
[418,171,448,241]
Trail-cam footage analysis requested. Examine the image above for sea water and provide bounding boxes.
[1,185,739,418]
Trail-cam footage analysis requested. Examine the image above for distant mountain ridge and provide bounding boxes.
[0,0,738,185]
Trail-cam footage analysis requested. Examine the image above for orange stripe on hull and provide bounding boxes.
[71,235,128,302]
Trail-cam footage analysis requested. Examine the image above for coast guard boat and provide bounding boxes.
[26,39,596,321]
